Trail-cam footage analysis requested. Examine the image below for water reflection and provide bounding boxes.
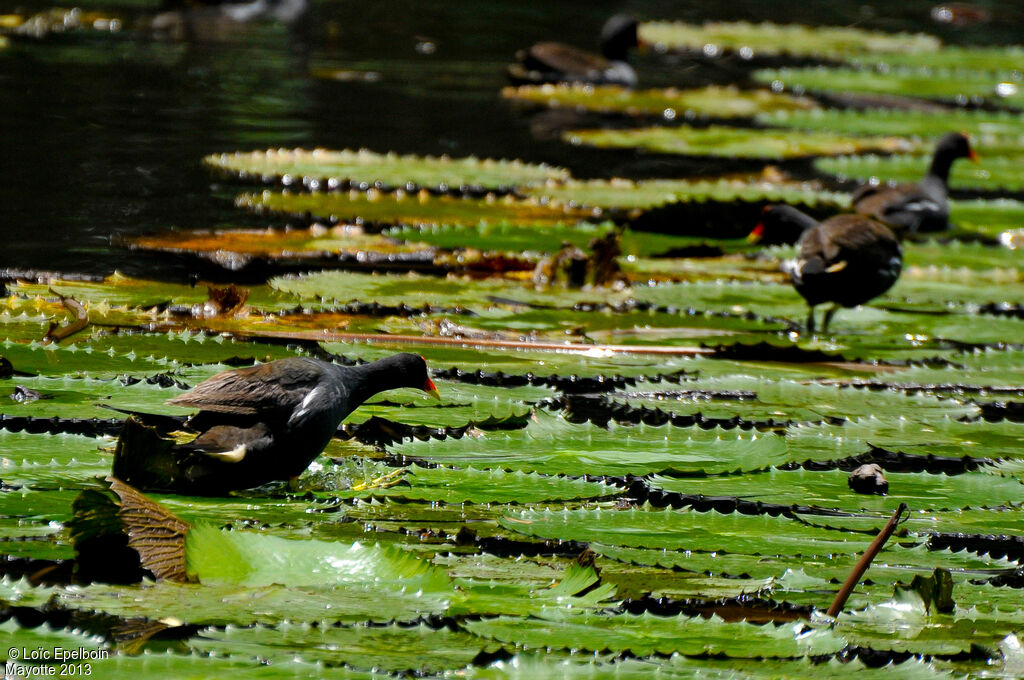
[0,0,1019,277]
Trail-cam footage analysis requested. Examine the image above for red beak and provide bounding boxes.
[422,377,441,401]
[968,149,980,162]
[747,223,765,243]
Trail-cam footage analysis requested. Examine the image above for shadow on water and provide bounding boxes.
[0,0,1019,279]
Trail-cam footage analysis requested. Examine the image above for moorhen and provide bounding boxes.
[751,205,903,333]
[851,132,978,233]
[507,14,640,87]
[113,353,439,494]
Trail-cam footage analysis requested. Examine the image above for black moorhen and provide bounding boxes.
[751,205,903,333]
[113,353,439,494]
[507,14,640,87]
[851,132,978,233]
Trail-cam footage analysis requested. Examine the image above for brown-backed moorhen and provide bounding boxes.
[507,15,640,87]
[751,205,903,333]
[112,353,438,494]
[851,132,978,233]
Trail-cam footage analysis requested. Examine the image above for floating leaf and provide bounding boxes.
[191,622,488,674]
[563,125,917,159]
[759,107,1024,140]
[638,21,940,59]
[204,148,567,192]
[853,46,1024,74]
[648,468,1024,512]
[237,189,598,228]
[319,465,620,504]
[817,153,1024,192]
[124,226,435,270]
[756,66,1024,108]
[500,506,874,555]
[390,410,789,476]
[520,177,849,211]
[502,84,817,118]
[466,612,845,657]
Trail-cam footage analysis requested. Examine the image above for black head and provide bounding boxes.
[935,132,978,162]
[748,205,819,246]
[369,352,438,397]
[601,15,639,60]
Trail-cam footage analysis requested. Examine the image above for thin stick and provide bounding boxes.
[826,503,908,618]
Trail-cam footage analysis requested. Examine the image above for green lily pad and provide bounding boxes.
[190,622,489,674]
[615,377,979,424]
[638,21,940,59]
[759,107,1024,140]
[384,222,702,257]
[502,84,817,118]
[204,148,568,192]
[648,468,1024,512]
[520,177,850,211]
[390,410,789,476]
[853,46,1024,74]
[237,189,598,229]
[817,153,1024,192]
[950,199,1024,240]
[563,125,917,159]
[314,464,621,504]
[756,66,1024,108]
[500,505,874,555]
[466,612,845,657]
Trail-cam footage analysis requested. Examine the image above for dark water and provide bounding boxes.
[0,0,1018,278]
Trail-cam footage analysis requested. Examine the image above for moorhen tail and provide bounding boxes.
[113,353,439,494]
[752,205,903,333]
[507,14,640,87]
[851,132,978,234]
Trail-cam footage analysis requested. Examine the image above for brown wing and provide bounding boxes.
[815,215,901,263]
[522,42,610,76]
[166,357,327,415]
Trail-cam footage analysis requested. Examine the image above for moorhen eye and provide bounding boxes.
[113,353,438,494]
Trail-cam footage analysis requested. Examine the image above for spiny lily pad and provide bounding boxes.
[648,468,1024,513]
[520,177,850,211]
[759,107,1024,140]
[950,199,1024,241]
[755,66,1024,108]
[502,84,817,118]
[313,464,621,504]
[124,226,434,270]
[389,410,789,476]
[269,269,633,310]
[563,125,917,159]
[238,188,600,228]
[817,153,1024,192]
[638,21,940,59]
[204,148,568,192]
[851,46,1024,74]
[499,505,876,555]
[190,622,490,674]
[465,612,845,657]
[383,222,697,258]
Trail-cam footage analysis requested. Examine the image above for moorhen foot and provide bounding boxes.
[112,353,438,494]
[507,14,640,87]
[752,205,903,333]
[851,132,978,234]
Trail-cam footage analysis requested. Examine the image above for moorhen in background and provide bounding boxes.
[113,353,439,494]
[851,132,978,233]
[507,14,641,87]
[751,205,903,333]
